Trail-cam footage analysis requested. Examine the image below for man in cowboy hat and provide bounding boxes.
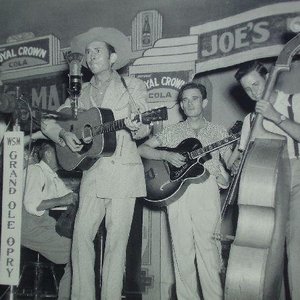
[42,27,150,300]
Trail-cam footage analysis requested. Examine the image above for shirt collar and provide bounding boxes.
[38,160,58,178]
[89,70,117,89]
[185,117,208,131]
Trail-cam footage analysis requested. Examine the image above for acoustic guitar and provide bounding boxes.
[56,106,168,171]
[143,132,240,207]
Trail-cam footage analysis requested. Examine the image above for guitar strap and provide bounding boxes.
[120,76,140,114]
[120,76,128,89]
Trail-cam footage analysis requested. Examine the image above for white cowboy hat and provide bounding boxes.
[70,27,131,70]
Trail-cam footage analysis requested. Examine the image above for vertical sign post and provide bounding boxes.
[0,131,24,290]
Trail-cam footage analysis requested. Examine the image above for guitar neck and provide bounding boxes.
[91,106,168,136]
[190,134,240,159]
[95,118,126,135]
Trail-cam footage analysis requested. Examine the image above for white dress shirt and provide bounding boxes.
[23,160,71,216]
[239,91,300,159]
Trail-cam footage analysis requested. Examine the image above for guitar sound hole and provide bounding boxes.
[82,125,93,144]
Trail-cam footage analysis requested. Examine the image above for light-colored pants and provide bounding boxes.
[167,175,223,300]
[71,173,136,300]
[21,210,71,300]
[286,158,300,299]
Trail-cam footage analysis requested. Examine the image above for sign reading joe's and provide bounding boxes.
[0,35,60,72]
[190,2,300,72]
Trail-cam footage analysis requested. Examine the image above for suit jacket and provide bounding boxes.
[42,73,149,198]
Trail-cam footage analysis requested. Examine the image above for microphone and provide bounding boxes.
[66,52,84,119]
[66,52,84,98]
[0,93,16,113]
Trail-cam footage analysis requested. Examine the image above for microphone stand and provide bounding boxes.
[70,93,80,120]
[13,87,21,132]
[67,72,81,120]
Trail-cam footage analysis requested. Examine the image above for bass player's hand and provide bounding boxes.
[255,100,281,123]
[162,151,186,168]
[59,129,83,152]
[230,155,242,176]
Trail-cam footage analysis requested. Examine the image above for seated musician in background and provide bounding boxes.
[41,27,150,300]
[231,60,300,299]
[22,141,77,300]
[138,82,232,300]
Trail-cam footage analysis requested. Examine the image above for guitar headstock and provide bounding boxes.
[229,120,243,135]
[137,107,168,124]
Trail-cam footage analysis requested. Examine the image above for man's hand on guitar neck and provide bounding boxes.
[125,113,150,140]
[124,114,141,132]
[59,129,83,152]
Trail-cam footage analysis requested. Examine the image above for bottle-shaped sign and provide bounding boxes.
[142,15,151,47]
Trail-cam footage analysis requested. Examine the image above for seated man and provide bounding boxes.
[21,141,77,300]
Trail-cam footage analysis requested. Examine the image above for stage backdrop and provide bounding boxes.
[0,1,299,299]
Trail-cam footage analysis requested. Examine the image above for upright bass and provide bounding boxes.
[225,33,300,300]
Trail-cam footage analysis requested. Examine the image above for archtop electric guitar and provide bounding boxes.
[143,121,243,207]
[143,132,240,207]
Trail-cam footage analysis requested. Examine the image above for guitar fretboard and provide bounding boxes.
[190,133,240,159]
[84,106,167,137]
[94,118,127,135]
